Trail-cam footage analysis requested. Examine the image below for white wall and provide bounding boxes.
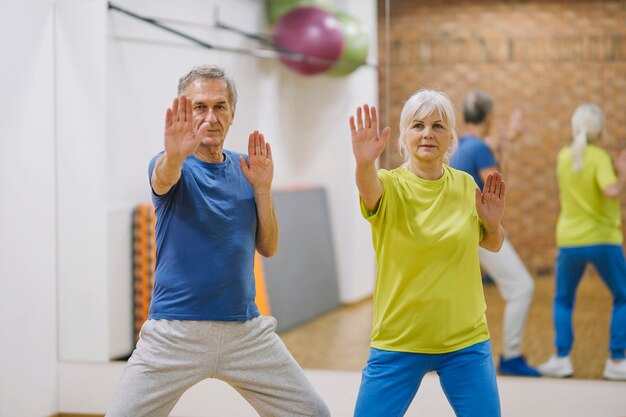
[0,0,377,412]
[0,0,58,416]
[56,0,378,362]
[56,0,113,362]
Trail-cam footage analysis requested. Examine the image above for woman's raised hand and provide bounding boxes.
[350,104,391,165]
[476,171,506,232]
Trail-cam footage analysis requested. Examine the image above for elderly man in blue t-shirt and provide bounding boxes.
[450,91,540,377]
[106,65,330,417]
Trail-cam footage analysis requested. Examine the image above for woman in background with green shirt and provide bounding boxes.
[538,104,626,381]
[350,90,505,417]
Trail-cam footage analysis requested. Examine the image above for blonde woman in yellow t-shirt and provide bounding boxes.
[538,104,626,381]
[350,90,505,417]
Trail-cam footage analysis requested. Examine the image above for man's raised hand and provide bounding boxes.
[164,96,203,161]
[240,130,274,193]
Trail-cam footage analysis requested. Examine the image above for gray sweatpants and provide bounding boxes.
[106,315,330,417]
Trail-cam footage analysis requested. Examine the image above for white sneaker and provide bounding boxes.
[603,359,626,381]
[538,354,573,378]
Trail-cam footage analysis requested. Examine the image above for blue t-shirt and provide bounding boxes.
[449,135,497,189]
[147,149,260,321]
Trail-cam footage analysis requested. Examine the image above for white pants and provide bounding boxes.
[479,238,535,359]
[106,315,330,417]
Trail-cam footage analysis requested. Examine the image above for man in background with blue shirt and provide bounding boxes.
[451,91,540,377]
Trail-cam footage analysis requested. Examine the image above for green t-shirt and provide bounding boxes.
[361,165,489,354]
[556,145,622,247]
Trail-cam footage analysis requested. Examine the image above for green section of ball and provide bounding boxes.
[326,11,369,77]
[266,0,333,26]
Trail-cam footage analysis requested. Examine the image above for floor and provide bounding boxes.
[280,271,616,380]
[58,271,626,416]
[58,362,626,417]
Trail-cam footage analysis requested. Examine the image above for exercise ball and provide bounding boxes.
[266,0,333,26]
[327,12,369,76]
[273,7,344,76]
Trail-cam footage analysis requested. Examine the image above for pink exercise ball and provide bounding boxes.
[272,7,344,76]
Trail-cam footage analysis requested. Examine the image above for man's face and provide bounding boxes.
[185,78,235,147]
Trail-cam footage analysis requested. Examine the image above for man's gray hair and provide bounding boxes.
[177,65,238,110]
[462,91,493,124]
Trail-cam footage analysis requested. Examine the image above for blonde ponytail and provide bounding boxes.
[570,104,604,172]
[571,129,587,172]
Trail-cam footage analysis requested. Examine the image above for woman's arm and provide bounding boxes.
[349,105,391,211]
[603,150,626,199]
[476,172,506,252]
[480,223,505,252]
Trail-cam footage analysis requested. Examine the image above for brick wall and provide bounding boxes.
[377,0,626,275]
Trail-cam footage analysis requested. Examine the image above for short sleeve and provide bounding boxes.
[149,151,177,200]
[595,150,618,190]
[474,142,498,171]
[148,152,163,184]
[360,169,392,224]
[477,218,485,243]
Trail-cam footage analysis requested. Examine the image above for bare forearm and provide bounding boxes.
[255,190,279,257]
[604,182,623,198]
[480,224,504,252]
[604,173,626,199]
[356,162,383,211]
[152,153,184,195]
[497,151,509,178]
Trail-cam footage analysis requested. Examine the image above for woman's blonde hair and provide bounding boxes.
[571,103,604,172]
[398,89,458,165]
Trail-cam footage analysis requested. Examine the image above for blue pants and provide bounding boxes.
[554,245,626,359]
[354,340,500,417]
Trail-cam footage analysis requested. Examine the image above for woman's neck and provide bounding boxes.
[408,159,444,180]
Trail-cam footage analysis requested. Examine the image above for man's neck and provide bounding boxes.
[195,146,225,163]
[462,123,489,140]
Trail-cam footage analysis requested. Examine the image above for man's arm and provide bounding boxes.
[484,108,524,178]
[254,190,279,257]
[239,131,278,257]
[151,154,184,195]
[152,95,204,195]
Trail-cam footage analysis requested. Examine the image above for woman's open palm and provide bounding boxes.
[350,105,391,165]
[476,172,506,230]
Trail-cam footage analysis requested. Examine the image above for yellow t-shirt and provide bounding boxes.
[361,165,489,354]
[556,145,622,247]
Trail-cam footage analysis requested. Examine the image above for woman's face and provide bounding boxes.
[404,111,452,164]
